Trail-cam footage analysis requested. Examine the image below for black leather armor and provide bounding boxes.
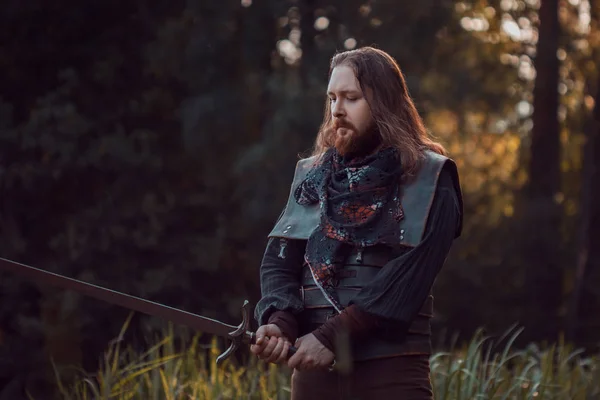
[297,245,433,361]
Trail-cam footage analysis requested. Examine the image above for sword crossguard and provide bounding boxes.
[215,300,299,366]
[216,300,254,365]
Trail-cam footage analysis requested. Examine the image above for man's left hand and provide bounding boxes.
[287,333,335,371]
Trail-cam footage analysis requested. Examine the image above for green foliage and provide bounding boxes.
[44,323,600,400]
[48,317,291,400]
[431,327,600,399]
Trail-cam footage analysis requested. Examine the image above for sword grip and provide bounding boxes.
[259,337,335,370]
[261,336,297,357]
[288,344,298,356]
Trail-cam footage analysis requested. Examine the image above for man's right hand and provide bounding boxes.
[250,324,292,365]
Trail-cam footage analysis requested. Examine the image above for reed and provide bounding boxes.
[45,320,600,400]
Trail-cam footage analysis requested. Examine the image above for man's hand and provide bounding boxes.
[287,333,335,371]
[250,324,292,365]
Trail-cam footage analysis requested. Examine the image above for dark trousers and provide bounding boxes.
[291,355,433,400]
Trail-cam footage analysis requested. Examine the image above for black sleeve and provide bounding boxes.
[349,167,461,327]
[253,236,306,326]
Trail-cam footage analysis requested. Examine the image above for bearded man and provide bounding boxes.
[250,46,463,399]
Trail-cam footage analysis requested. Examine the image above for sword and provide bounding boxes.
[0,257,297,365]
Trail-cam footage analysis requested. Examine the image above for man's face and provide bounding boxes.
[327,65,375,157]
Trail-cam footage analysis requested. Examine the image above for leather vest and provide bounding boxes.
[297,245,434,361]
[269,150,463,247]
[268,150,463,361]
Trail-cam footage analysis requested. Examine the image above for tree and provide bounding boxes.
[518,0,562,342]
[567,0,600,344]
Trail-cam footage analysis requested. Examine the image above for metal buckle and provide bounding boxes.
[328,359,337,372]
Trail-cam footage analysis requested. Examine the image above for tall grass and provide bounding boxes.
[44,319,600,399]
[47,314,290,400]
[431,326,600,399]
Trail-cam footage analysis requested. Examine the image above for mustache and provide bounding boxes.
[332,119,355,130]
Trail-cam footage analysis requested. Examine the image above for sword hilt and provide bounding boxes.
[216,300,297,365]
[216,300,252,365]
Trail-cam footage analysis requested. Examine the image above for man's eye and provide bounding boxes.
[347,97,356,101]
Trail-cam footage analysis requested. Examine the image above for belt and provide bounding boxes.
[301,264,383,287]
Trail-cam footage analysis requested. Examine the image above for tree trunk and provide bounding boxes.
[300,0,318,88]
[520,0,562,342]
[566,0,600,344]
[583,75,600,343]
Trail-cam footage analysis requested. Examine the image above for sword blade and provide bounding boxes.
[0,257,237,338]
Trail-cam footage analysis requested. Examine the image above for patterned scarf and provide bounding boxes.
[294,147,405,312]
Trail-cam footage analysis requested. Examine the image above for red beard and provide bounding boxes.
[333,119,360,157]
[333,119,379,158]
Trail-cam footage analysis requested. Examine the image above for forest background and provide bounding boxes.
[1,0,599,396]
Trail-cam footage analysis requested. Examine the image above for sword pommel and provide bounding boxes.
[216,300,254,365]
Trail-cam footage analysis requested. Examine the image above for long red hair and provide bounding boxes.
[311,46,446,179]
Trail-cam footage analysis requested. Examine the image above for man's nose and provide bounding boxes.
[332,100,345,118]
